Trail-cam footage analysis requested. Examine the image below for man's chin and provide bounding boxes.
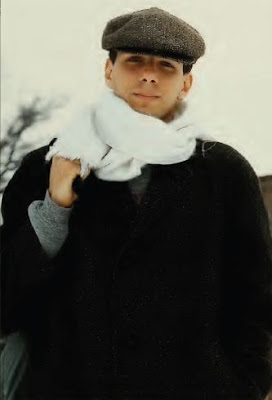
[124,97,176,122]
[128,102,158,117]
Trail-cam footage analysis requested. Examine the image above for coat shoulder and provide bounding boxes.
[14,137,58,185]
[199,139,247,163]
[198,139,259,183]
[22,137,56,167]
[1,138,57,213]
[1,138,57,228]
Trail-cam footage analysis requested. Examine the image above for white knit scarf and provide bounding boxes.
[45,89,214,181]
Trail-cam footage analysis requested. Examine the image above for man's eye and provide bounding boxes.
[161,62,174,68]
[127,58,174,68]
[128,57,141,62]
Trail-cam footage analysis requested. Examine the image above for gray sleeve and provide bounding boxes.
[27,189,74,258]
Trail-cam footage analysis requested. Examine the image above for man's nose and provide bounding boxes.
[138,61,159,83]
[139,69,158,83]
[140,76,157,83]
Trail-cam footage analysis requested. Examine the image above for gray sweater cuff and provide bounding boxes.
[42,189,74,220]
[27,189,73,258]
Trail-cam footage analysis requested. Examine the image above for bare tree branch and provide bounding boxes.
[0,95,65,191]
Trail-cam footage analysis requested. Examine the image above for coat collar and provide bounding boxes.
[72,139,203,246]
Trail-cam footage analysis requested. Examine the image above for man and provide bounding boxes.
[1,7,272,400]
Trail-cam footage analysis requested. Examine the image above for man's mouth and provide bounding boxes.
[133,93,160,99]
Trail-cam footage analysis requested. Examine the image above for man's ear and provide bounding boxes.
[178,73,193,101]
[184,73,193,93]
[105,58,113,89]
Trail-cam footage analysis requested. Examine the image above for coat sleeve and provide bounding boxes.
[217,143,272,398]
[0,147,78,338]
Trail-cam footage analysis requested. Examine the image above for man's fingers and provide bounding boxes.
[72,159,81,165]
[81,167,91,180]
[52,156,91,179]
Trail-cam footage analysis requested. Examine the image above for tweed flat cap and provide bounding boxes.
[102,7,206,65]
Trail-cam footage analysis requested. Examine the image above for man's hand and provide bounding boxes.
[49,156,91,208]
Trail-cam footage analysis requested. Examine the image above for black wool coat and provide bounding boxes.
[1,138,272,400]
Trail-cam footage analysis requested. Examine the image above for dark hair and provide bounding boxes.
[108,49,193,75]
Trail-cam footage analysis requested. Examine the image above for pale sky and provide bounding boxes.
[2,0,272,175]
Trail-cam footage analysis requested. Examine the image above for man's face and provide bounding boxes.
[105,51,193,122]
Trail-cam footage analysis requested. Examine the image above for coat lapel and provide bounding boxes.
[70,139,202,248]
[125,160,195,243]
[123,138,203,246]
